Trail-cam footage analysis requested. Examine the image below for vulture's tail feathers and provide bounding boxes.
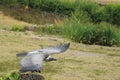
[16,52,28,57]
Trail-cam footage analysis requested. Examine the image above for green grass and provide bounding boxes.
[0,29,120,80]
[10,25,26,32]
[93,69,107,76]
[37,18,120,46]
[0,1,120,80]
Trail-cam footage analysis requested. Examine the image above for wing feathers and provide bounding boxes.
[59,42,70,53]
[16,52,28,57]
[16,42,70,57]
[39,42,70,54]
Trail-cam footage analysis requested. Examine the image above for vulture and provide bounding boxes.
[16,43,70,73]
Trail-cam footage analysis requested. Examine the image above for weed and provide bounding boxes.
[10,25,26,32]
[93,69,107,76]
[0,72,19,80]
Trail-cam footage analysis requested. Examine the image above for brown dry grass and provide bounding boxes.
[0,11,30,29]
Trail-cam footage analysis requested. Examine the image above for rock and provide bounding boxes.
[19,73,44,80]
[27,25,38,31]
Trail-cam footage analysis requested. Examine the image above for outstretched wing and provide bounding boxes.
[39,42,70,54]
[17,43,70,57]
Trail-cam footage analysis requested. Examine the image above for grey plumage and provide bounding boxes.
[17,43,70,73]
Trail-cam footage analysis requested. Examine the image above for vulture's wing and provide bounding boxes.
[38,42,70,55]
[17,43,70,57]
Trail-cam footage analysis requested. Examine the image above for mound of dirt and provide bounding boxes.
[19,74,44,80]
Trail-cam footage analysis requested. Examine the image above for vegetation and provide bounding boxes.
[0,0,120,80]
[1,0,120,46]
[102,4,120,25]
[0,72,19,80]
[1,0,120,25]
[10,25,26,32]
[62,20,120,46]
[38,18,120,46]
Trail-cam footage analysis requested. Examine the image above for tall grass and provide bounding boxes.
[38,18,120,46]
[62,19,120,46]
[101,4,120,26]
[73,0,99,22]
